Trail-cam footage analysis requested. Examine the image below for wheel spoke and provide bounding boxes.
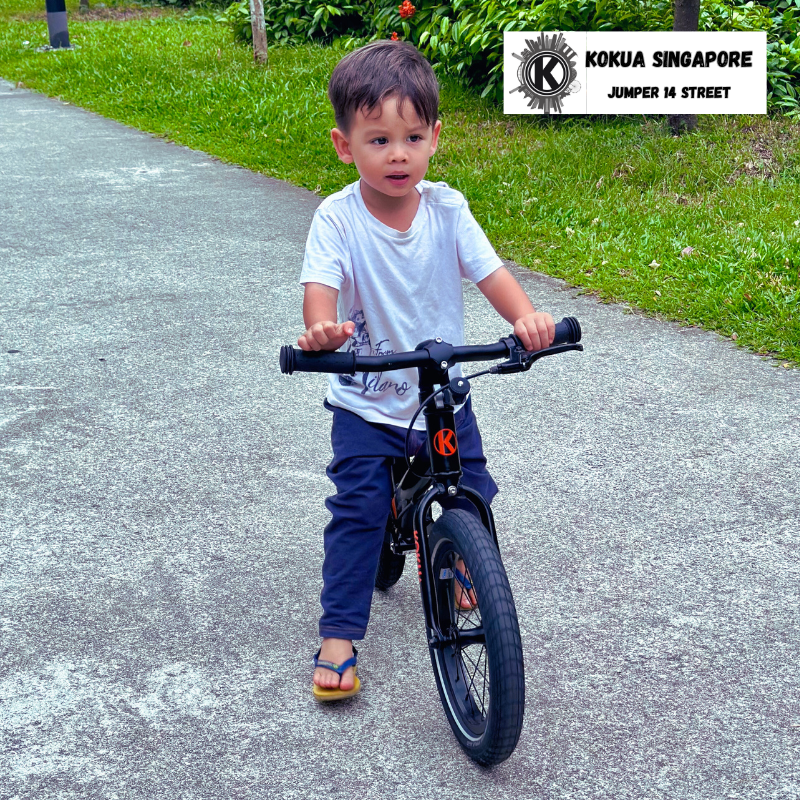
[457,601,481,628]
[460,645,488,717]
[445,550,490,718]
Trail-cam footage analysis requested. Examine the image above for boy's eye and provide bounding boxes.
[370,135,423,145]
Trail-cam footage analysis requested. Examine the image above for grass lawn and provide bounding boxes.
[2,0,799,364]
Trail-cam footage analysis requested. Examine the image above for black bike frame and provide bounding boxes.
[387,339,498,649]
[280,319,583,650]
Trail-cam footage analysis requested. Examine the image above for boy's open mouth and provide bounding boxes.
[387,173,409,183]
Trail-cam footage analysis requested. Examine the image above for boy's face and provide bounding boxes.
[331,94,441,203]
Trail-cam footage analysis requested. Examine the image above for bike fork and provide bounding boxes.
[411,486,450,648]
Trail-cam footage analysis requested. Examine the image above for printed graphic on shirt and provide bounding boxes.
[338,308,412,398]
[338,308,370,387]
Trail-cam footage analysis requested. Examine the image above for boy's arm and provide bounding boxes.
[476,267,555,351]
[298,282,355,351]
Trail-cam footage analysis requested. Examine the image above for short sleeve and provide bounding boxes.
[299,207,350,290]
[455,200,503,284]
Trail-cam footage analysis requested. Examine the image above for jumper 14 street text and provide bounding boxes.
[606,86,733,99]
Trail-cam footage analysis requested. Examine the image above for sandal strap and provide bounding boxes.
[313,646,358,674]
[454,567,473,591]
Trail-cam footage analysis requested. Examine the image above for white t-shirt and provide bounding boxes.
[299,179,503,429]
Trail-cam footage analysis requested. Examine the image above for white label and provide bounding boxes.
[504,31,767,114]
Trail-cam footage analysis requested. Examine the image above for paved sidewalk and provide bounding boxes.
[1,77,799,800]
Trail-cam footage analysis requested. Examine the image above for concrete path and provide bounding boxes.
[1,77,799,800]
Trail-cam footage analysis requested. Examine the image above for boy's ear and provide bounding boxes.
[331,128,354,164]
[429,119,442,157]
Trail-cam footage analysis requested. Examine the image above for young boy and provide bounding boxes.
[298,39,554,700]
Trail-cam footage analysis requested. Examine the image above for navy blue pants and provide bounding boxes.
[319,398,498,640]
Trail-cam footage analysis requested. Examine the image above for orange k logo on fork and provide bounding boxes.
[433,428,457,457]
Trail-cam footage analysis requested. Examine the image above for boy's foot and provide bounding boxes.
[454,558,478,610]
[313,638,357,691]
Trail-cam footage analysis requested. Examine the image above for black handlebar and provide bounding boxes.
[280,316,582,376]
[553,316,581,346]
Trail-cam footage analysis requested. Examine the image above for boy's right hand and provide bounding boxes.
[298,320,355,352]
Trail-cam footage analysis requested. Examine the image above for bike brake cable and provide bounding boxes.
[403,368,494,470]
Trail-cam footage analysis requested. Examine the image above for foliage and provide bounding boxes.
[386,0,678,104]
[702,0,800,117]
[215,0,800,115]
[395,0,799,113]
[759,0,800,116]
[215,0,369,44]
[156,0,229,8]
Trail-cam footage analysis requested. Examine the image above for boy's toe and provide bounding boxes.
[338,667,355,692]
[314,668,339,689]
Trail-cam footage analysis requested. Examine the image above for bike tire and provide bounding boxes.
[374,521,405,590]
[427,509,525,766]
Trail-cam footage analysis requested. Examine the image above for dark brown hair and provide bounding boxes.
[328,40,439,135]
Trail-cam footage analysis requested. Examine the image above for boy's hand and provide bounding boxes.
[298,320,355,352]
[514,312,555,352]
[477,268,554,351]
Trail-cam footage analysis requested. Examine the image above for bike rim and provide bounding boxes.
[432,547,491,740]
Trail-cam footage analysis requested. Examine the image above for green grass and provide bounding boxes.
[1,1,799,365]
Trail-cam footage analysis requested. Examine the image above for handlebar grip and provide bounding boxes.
[279,346,356,376]
[552,317,582,346]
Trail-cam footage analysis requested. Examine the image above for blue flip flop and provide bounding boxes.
[454,566,478,609]
[454,567,473,591]
[312,646,361,701]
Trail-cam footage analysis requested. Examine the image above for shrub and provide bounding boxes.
[216,0,371,44]
[702,0,800,117]
[215,0,800,116]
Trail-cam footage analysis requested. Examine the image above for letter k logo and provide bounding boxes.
[534,55,560,91]
[434,429,457,457]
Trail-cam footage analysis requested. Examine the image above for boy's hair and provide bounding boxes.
[328,40,439,135]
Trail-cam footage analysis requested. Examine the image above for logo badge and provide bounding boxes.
[413,529,422,583]
[511,32,580,113]
[433,429,457,457]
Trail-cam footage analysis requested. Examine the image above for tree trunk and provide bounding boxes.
[668,0,701,134]
[249,0,268,65]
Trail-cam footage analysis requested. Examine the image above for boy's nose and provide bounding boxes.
[389,144,408,161]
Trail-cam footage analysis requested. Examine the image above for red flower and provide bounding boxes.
[390,31,399,40]
[398,0,415,18]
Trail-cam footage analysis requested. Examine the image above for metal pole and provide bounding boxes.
[45,0,71,49]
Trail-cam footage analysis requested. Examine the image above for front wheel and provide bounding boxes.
[427,509,525,767]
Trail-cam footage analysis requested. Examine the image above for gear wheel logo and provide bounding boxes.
[511,32,580,113]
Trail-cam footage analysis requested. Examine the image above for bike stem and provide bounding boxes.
[416,338,462,495]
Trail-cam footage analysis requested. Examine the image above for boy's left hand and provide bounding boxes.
[514,312,555,352]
